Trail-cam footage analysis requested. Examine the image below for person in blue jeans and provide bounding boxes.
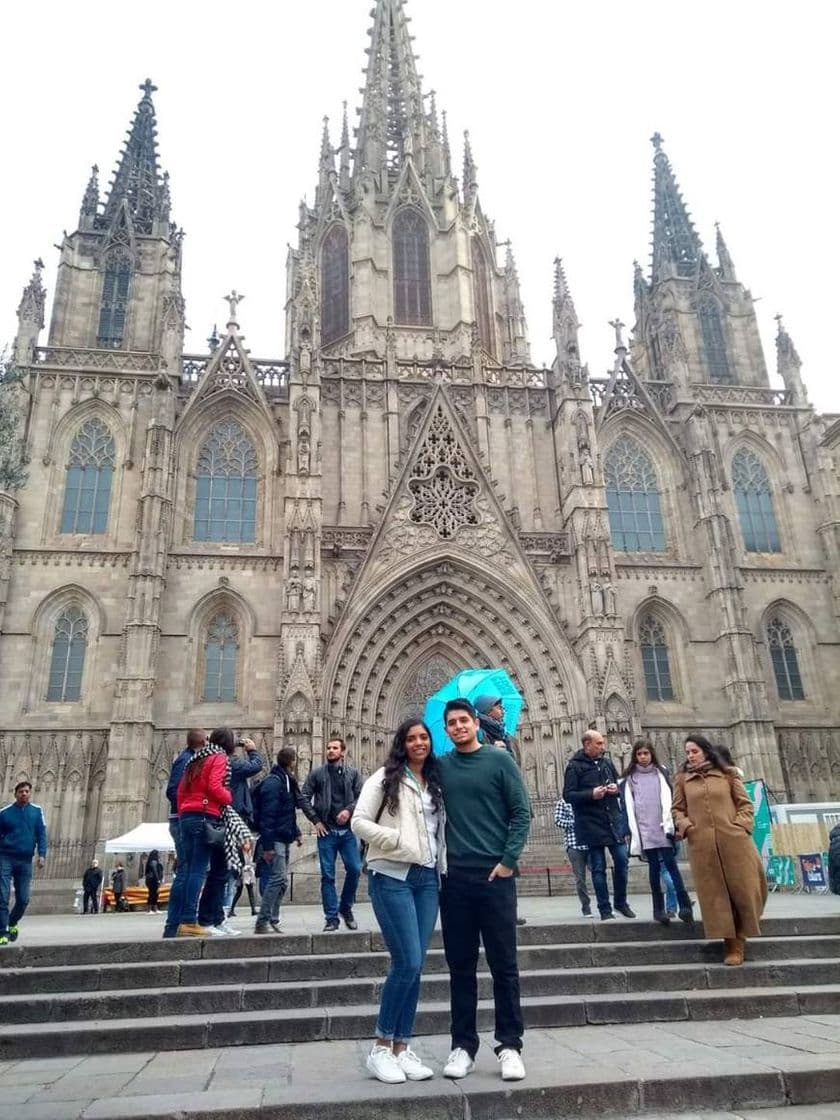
[352,719,443,1084]
[302,737,363,932]
[0,781,48,946]
[162,728,206,938]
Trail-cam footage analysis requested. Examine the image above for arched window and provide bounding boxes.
[732,449,780,553]
[393,208,432,326]
[194,421,258,543]
[697,297,732,384]
[203,613,239,702]
[46,606,88,702]
[60,419,116,535]
[97,251,133,349]
[767,618,805,701]
[472,239,494,356]
[321,225,350,345]
[604,437,666,552]
[639,616,675,701]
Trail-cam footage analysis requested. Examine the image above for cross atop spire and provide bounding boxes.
[650,134,703,284]
[100,78,168,236]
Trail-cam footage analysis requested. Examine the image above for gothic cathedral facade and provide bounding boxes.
[2,0,839,848]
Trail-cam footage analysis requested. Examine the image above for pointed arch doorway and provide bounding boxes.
[390,651,462,730]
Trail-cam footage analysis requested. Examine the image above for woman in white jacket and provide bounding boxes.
[622,739,694,926]
[352,719,444,1085]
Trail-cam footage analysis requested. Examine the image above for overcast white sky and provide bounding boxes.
[2,1,836,410]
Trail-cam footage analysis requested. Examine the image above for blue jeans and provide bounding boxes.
[0,855,33,934]
[369,865,439,1042]
[661,866,677,912]
[588,842,629,915]
[178,813,216,926]
[163,819,185,937]
[646,846,690,915]
[258,843,290,923]
[318,828,362,920]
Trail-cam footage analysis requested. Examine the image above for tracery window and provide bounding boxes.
[639,616,674,701]
[604,437,666,552]
[97,251,133,349]
[393,208,432,326]
[194,421,258,543]
[472,239,495,356]
[697,297,732,385]
[203,613,239,703]
[60,419,116,535]
[732,449,780,553]
[46,606,88,702]
[321,225,350,345]
[767,618,805,701]
[408,405,479,539]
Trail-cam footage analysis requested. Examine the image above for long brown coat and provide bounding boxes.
[672,767,767,939]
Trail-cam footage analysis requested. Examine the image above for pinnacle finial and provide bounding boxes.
[715,220,736,281]
[140,78,158,99]
[224,290,244,328]
[651,131,664,151]
[609,318,627,351]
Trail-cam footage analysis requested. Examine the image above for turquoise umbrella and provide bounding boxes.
[423,668,524,755]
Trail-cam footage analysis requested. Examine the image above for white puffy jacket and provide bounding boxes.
[351,767,447,872]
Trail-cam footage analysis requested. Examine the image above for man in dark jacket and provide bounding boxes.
[0,781,48,945]
[81,859,103,914]
[111,863,126,911]
[228,737,265,828]
[829,823,840,896]
[302,736,363,931]
[252,748,319,934]
[563,730,635,921]
[162,728,206,938]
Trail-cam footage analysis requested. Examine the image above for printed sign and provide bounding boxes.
[799,853,827,889]
[767,854,796,888]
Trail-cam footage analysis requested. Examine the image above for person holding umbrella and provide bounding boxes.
[473,696,520,764]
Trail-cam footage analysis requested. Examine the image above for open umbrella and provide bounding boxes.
[424,668,524,755]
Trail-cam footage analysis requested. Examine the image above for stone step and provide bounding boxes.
[2,985,840,1060]
[2,933,839,996]
[3,959,840,1024]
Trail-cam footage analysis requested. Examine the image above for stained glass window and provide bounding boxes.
[472,239,494,356]
[767,618,805,701]
[604,437,666,552]
[97,251,132,349]
[60,419,115,535]
[47,606,88,702]
[732,449,780,553]
[194,422,258,543]
[203,613,239,702]
[697,297,732,385]
[321,225,350,345]
[393,208,432,326]
[639,616,674,701]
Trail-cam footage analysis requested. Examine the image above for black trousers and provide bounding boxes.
[440,865,523,1056]
[82,888,98,914]
[645,846,690,914]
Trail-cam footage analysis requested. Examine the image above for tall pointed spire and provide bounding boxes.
[463,130,478,202]
[79,165,100,230]
[101,79,167,237]
[553,258,581,380]
[650,133,703,284]
[775,314,808,406]
[316,116,335,206]
[339,102,351,192]
[715,221,737,281]
[441,109,452,178]
[356,0,427,180]
[503,243,530,364]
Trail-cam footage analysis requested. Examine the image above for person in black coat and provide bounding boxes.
[563,729,635,921]
[829,823,840,896]
[81,859,103,914]
[144,849,164,913]
[111,863,126,911]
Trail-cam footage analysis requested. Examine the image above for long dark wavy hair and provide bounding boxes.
[683,732,730,772]
[623,738,665,777]
[381,718,442,815]
[183,726,233,787]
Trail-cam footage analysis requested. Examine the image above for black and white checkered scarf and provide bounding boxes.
[190,744,253,872]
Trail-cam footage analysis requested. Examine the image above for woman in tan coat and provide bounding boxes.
[672,733,767,965]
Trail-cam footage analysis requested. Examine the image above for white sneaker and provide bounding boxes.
[498,1048,526,1081]
[366,1045,406,1084]
[443,1048,475,1079]
[396,1048,434,1081]
[217,920,241,936]
[202,925,227,937]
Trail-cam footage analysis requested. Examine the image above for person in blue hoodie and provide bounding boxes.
[0,781,48,945]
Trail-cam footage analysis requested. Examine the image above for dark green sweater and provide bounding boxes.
[438,746,531,870]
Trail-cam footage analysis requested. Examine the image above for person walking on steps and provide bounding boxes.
[553,796,592,917]
[672,733,767,966]
[563,729,635,921]
[302,736,363,932]
[621,739,693,926]
[352,718,443,1085]
[438,698,531,1084]
[0,782,48,946]
[81,859,103,914]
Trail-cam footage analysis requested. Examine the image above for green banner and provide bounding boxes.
[745,779,773,866]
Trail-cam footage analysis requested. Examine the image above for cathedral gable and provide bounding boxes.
[178,324,275,430]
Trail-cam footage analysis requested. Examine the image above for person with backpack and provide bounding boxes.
[144,849,164,913]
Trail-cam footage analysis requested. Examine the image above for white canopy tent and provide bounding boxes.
[104,822,175,854]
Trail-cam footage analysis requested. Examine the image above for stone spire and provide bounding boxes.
[462,130,478,203]
[317,116,335,206]
[338,102,351,192]
[650,133,703,284]
[355,0,427,180]
[775,314,808,406]
[79,164,100,230]
[16,259,46,334]
[101,79,168,237]
[441,109,452,178]
[553,256,580,357]
[715,221,736,281]
[503,243,530,364]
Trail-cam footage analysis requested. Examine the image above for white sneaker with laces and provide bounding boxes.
[366,1045,406,1084]
[217,920,241,936]
[396,1048,434,1081]
[443,1048,475,1079]
[497,1048,526,1081]
[203,925,227,937]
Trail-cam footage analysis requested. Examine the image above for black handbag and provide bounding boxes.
[203,799,225,849]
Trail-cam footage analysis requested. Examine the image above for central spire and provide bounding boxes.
[650,133,702,284]
[100,79,169,236]
[356,0,426,180]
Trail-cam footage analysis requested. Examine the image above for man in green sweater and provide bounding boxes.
[437,698,531,1083]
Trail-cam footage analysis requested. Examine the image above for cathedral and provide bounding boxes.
[1,0,839,854]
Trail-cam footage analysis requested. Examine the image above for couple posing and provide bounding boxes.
[352,698,531,1086]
